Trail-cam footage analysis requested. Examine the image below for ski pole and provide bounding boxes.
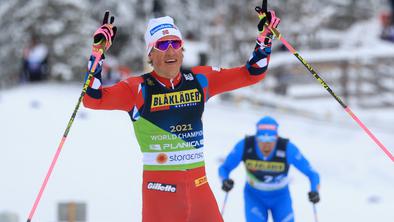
[312,203,318,222]
[221,192,229,216]
[26,49,103,222]
[255,1,393,162]
[270,26,394,162]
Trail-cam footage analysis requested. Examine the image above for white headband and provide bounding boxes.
[144,16,183,55]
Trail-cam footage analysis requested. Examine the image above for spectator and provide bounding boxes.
[380,11,394,42]
[391,0,394,17]
[152,0,164,17]
[22,34,49,82]
[273,66,291,96]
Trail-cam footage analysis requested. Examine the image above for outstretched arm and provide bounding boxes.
[287,142,320,192]
[218,139,245,180]
[192,53,269,99]
[82,11,139,112]
[82,56,139,112]
[192,9,280,99]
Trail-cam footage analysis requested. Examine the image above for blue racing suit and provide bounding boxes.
[219,136,320,222]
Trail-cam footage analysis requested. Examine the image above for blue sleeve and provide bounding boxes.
[218,139,245,181]
[246,45,271,75]
[287,142,320,192]
[85,55,104,99]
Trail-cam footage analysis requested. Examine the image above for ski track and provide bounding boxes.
[0,83,393,222]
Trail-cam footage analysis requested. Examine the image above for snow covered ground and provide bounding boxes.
[0,82,393,222]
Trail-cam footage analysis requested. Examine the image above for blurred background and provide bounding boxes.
[0,0,393,222]
[0,0,393,88]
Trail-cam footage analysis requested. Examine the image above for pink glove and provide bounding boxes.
[256,10,280,46]
[92,11,117,56]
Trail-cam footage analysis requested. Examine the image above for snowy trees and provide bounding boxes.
[0,0,385,85]
[0,0,94,83]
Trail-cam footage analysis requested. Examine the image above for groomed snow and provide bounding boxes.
[0,82,393,222]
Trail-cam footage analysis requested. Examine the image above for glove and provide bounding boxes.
[256,10,280,46]
[92,11,117,55]
[222,179,234,192]
[308,191,320,204]
[255,1,280,47]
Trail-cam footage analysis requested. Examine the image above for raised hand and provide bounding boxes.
[255,0,280,46]
[93,11,118,53]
